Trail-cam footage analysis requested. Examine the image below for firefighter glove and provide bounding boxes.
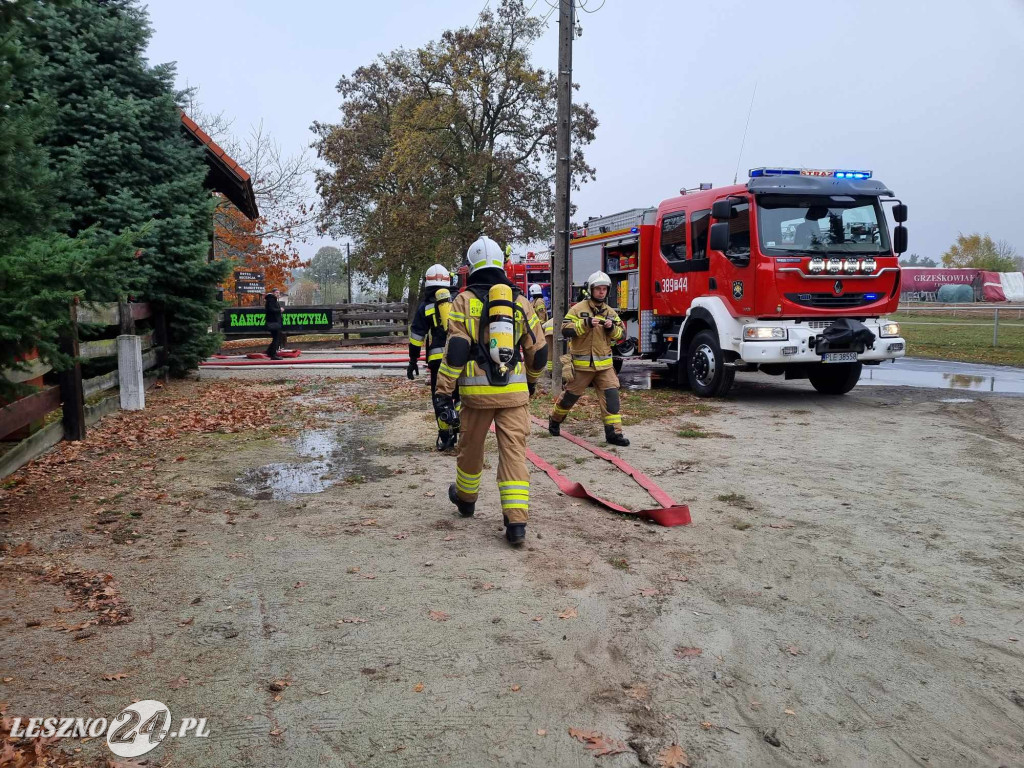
[406,360,419,380]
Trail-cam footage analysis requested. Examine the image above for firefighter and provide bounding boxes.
[529,283,548,323]
[408,264,459,450]
[548,271,630,446]
[434,236,547,547]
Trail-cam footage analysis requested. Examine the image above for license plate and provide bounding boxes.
[822,352,858,363]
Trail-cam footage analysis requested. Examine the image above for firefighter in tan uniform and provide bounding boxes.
[529,283,548,322]
[434,236,548,546]
[548,271,630,446]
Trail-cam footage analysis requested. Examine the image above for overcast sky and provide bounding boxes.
[146,0,1024,265]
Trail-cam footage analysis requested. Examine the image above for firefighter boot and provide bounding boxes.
[503,515,527,546]
[448,483,475,517]
[605,425,630,447]
[436,430,457,451]
[548,419,560,437]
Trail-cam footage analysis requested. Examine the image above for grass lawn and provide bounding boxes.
[891,312,1024,368]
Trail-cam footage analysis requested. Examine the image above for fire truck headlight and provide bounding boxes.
[808,257,825,274]
[861,257,877,273]
[743,326,788,341]
[844,259,861,274]
[879,322,901,338]
[827,258,842,274]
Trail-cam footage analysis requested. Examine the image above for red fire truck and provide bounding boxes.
[568,168,908,396]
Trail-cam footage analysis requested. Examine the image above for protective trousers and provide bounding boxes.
[453,405,531,524]
[550,368,623,434]
[428,360,460,435]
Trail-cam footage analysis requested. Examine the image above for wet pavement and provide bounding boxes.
[618,357,1024,396]
[857,357,1024,395]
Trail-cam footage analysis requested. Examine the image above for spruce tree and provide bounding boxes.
[15,0,228,375]
[0,0,135,400]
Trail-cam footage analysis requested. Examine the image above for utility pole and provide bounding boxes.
[551,0,574,391]
[346,242,352,304]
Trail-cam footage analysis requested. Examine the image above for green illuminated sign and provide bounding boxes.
[222,308,334,333]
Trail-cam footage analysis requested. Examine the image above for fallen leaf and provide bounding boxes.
[346,566,360,574]
[656,743,691,767]
[168,675,188,690]
[394,533,408,540]
[293,581,307,589]
[443,535,455,541]
[784,708,796,715]
[339,617,366,624]
[674,646,702,658]
[568,728,629,757]
[700,721,714,730]
[175,455,186,462]
[531,616,544,622]
[785,645,803,656]
[1,678,12,683]
[558,607,578,619]
[950,615,966,626]
[11,542,33,557]
[102,672,129,681]
[179,617,194,626]
[510,684,521,692]
[362,574,376,580]
[668,574,689,582]
[362,519,378,526]
[413,683,424,692]
[429,610,450,622]
[625,684,648,701]
[537,729,547,736]
[637,588,661,597]
[269,728,284,737]
[424,491,436,498]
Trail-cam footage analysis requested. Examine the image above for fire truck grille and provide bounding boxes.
[785,292,872,309]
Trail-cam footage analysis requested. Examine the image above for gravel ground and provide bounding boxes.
[1,372,1022,767]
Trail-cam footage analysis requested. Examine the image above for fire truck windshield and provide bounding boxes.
[756,194,890,255]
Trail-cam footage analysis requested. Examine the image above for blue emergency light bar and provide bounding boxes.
[749,167,872,180]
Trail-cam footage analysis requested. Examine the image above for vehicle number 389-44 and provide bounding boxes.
[662,277,688,293]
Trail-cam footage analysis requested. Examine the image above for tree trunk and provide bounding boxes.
[407,280,420,326]
[386,264,408,303]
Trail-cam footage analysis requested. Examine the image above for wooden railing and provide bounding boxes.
[0,301,167,479]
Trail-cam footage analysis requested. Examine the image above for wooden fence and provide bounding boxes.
[0,301,167,479]
[221,302,409,348]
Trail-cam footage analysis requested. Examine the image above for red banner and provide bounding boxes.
[900,268,979,293]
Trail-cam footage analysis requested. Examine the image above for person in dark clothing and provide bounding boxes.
[408,264,459,450]
[264,292,284,360]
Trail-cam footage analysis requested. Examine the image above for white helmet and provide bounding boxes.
[424,263,451,288]
[529,283,543,298]
[466,235,504,274]
[586,271,612,291]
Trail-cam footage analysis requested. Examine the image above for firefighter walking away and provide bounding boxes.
[408,264,459,450]
[549,271,630,446]
[434,236,547,546]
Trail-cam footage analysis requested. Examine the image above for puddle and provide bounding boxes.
[236,424,384,500]
[858,360,1024,395]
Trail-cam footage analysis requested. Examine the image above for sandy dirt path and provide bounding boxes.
[1,372,1022,767]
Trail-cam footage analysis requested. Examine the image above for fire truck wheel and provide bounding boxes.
[686,330,734,398]
[808,362,863,395]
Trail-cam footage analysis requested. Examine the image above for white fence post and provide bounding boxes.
[992,308,999,347]
[117,334,145,410]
